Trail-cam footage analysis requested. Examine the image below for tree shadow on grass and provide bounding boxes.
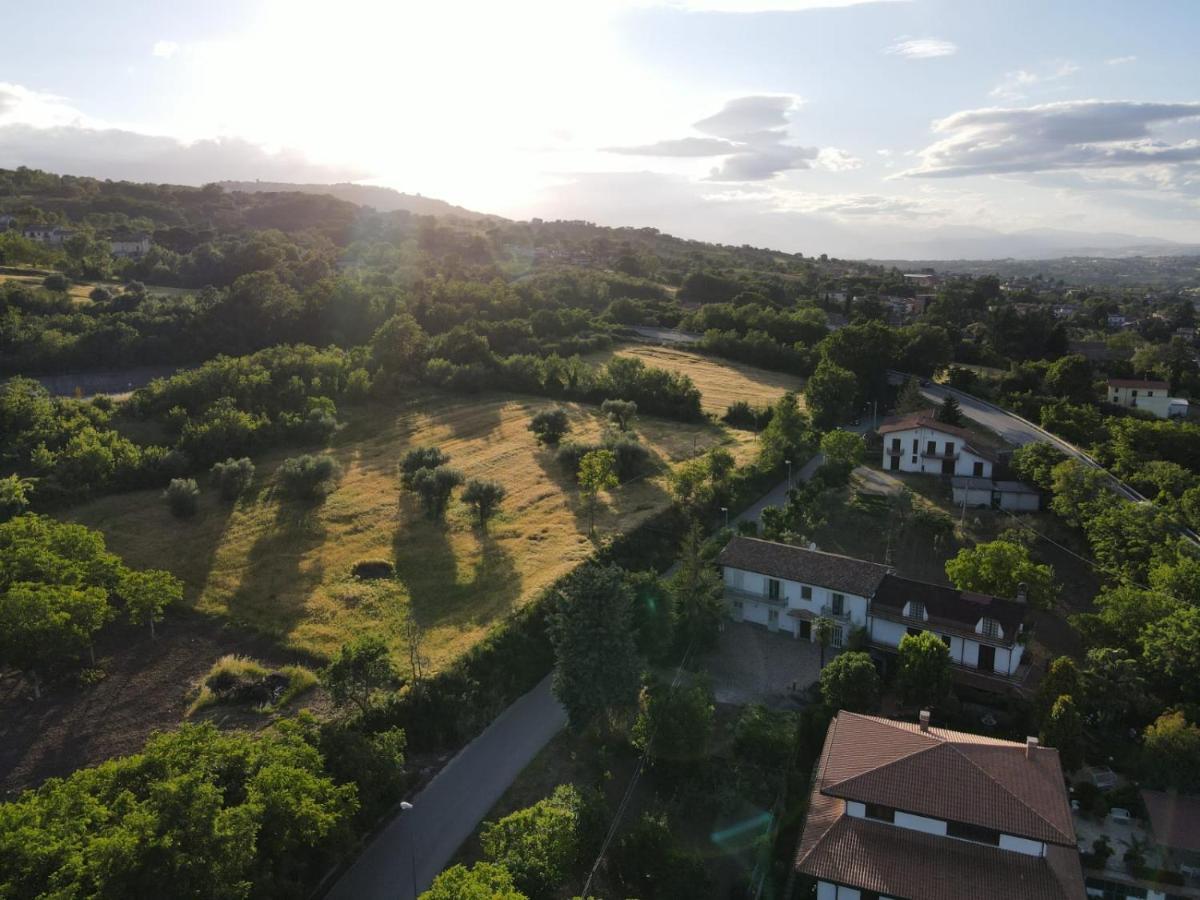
[225,498,328,641]
[393,516,522,634]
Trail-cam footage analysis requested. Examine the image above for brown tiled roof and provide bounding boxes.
[795,713,1083,900]
[1141,789,1200,853]
[717,537,891,598]
[1108,378,1169,389]
[871,574,1027,642]
[877,413,997,461]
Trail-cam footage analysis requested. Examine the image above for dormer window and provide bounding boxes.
[908,600,925,621]
[981,617,1000,638]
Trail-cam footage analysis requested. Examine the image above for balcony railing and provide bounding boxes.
[820,604,851,621]
[920,449,959,460]
[725,586,788,607]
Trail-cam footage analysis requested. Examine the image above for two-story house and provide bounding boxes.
[110,233,152,258]
[717,536,889,649]
[793,711,1084,900]
[717,537,1029,687]
[21,225,74,245]
[878,413,995,478]
[1107,378,1172,419]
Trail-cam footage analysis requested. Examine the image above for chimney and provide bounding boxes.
[919,710,931,732]
[1016,581,1029,604]
[1026,736,1038,759]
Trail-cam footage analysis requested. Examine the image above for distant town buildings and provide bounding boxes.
[21,225,74,245]
[109,233,152,258]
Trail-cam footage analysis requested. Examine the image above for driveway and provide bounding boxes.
[706,621,827,708]
[325,675,566,900]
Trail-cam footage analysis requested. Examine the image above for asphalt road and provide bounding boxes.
[325,675,567,900]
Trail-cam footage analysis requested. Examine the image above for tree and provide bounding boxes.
[667,523,725,652]
[1071,585,1179,654]
[1141,710,1200,792]
[944,540,1057,608]
[278,453,341,501]
[577,449,618,534]
[399,446,450,486]
[549,564,642,733]
[211,457,255,500]
[1011,442,1067,491]
[1040,695,1084,772]
[321,635,398,715]
[601,398,637,431]
[760,391,814,468]
[935,394,964,426]
[819,651,881,713]
[1035,656,1079,724]
[0,474,35,521]
[1044,354,1096,404]
[804,360,858,430]
[706,446,735,499]
[1141,605,1200,704]
[814,616,834,667]
[370,312,430,378]
[896,631,952,708]
[118,568,183,638]
[1081,647,1148,735]
[528,408,571,446]
[411,465,465,518]
[420,863,527,900]
[632,677,715,769]
[0,583,111,696]
[480,785,600,900]
[896,376,927,414]
[819,429,865,469]
[164,477,200,517]
[613,811,711,900]
[733,705,799,770]
[462,479,507,530]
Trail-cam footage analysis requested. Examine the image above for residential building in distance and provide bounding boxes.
[717,537,1031,688]
[109,232,152,258]
[21,225,74,245]
[1107,378,1172,418]
[793,711,1084,900]
[878,413,995,478]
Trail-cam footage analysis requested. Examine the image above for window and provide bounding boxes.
[981,617,1000,638]
[1147,390,1154,397]
[926,440,936,454]
[864,803,893,822]
[767,579,781,600]
[908,600,925,620]
[832,625,845,648]
[946,820,1001,846]
[906,626,922,638]
[1132,389,1139,397]
[800,585,813,600]
[732,599,743,610]
[891,437,901,451]
[944,441,954,455]
[831,593,844,615]
[973,461,985,477]
[912,438,918,453]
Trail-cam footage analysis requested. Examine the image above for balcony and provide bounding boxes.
[820,604,851,621]
[726,586,788,608]
[920,449,959,460]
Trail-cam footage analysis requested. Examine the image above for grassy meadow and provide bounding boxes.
[70,390,759,672]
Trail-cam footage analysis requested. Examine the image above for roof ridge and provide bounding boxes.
[821,716,941,794]
[734,536,893,569]
[943,742,1071,844]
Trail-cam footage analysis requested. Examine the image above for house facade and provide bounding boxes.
[21,225,74,245]
[110,233,152,258]
[1108,379,1172,418]
[717,537,1029,685]
[794,711,1084,900]
[878,413,994,478]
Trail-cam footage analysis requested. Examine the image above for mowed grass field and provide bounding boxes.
[0,272,96,303]
[588,344,806,416]
[69,391,758,672]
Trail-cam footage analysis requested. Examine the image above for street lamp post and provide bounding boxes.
[400,801,415,899]
[721,506,729,528]
[785,459,792,491]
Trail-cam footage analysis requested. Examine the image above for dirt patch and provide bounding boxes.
[0,610,325,795]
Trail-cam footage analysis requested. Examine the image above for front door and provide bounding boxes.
[767,609,779,631]
[977,644,996,672]
[799,620,811,640]
[941,457,954,475]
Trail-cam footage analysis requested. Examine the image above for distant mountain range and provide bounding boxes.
[218,181,498,222]
[863,226,1200,263]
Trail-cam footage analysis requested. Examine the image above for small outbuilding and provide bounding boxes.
[951,476,1040,512]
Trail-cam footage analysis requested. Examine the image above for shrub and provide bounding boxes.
[163,478,200,517]
[462,479,507,528]
[529,408,570,446]
[88,286,112,302]
[352,559,395,580]
[210,457,255,500]
[42,273,70,292]
[723,400,772,431]
[400,446,450,487]
[555,440,601,476]
[278,453,341,501]
[188,655,316,715]
[607,435,650,480]
[411,465,464,517]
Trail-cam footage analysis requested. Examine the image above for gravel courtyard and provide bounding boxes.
[703,620,830,708]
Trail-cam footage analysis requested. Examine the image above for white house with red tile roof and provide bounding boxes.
[878,413,994,478]
[794,711,1084,900]
[1107,378,1174,418]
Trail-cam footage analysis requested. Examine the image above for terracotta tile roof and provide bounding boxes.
[795,713,1083,900]
[1108,378,1169,390]
[877,413,997,462]
[717,537,892,598]
[1141,789,1200,853]
[871,574,1027,641]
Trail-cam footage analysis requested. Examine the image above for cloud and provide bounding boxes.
[0,122,366,185]
[0,82,92,129]
[990,61,1079,100]
[693,95,797,139]
[886,37,957,59]
[902,99,1200,179]
[604,136,739,156]
[1106,55,1137,66]
[815,147,863,171]
[152,40,179,59]
[654,0,909,11]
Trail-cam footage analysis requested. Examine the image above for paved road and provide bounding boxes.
[326,676,567,900]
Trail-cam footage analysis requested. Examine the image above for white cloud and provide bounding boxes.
[902,99,1200,179]
[1106,55,1137,66]
[605,136,739,156]
[652,0,908,11]
[0,82,93,129]
[990,61,1079,100]
[815,147,863,171]
[152,40,179,59]
[886,37,957,59]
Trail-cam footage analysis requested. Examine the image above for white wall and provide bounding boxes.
[1111,386,1171,418]
[881,425,993,478]
[894,811,947,836]
[999,834,1044,856]
[867,617,1024,676]
[999,491,1040,512]
[723,565,868,636]
[953,485,994,508]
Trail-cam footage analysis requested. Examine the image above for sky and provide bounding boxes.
[2,0,1200,258]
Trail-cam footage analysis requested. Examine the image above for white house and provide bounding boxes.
[867,574,1027,678]
[878,413,995,478]
[951,476,1041,512]
[110,233,152,258]
[1107,378,1173,419]
[718,537,1029,685]
[21,225,74,245]
[717,537,889,649]
[794,711,1083,900]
